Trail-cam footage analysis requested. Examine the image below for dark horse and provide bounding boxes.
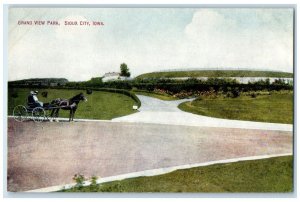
[50,93,87,122]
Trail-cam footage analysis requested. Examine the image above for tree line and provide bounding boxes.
[52,77,293,93]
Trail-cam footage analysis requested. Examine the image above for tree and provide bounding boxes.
[120,63,131,77]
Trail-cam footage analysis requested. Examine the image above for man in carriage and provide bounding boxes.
[27,91,44,108]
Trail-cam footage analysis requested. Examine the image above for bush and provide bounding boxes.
[226,91,233,98]
[173,91,193,99]
[85,175,99,192]
[90,176,98,186]
[250,92,257,98]
[41,91,48,98]
[86,89,93,94]
[231,88,240,98]
[73,174,86,188]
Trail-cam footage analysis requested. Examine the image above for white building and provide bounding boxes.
[102,72,120,82]
[102,72,132,82]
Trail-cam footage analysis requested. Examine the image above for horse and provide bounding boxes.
[50,93,87,122]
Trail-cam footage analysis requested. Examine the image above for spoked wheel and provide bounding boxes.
[13,105,28,122]
[32,107,46,123]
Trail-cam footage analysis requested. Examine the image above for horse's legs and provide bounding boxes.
[50,109,56,122]
[55,109,60,118]
[54,109,60,122]
[72,109,77,121]
[50,109,55,117]
[50,109,54,117]
[69,109,72,122]
[50,109,59,121]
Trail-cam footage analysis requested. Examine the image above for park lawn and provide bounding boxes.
[178,92,293,124]
[8,88,138,120]
[136,70,293,79]
[132,90,179,101]
[61,156,293,192]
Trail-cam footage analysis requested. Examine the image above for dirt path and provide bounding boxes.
[7,119,292,192]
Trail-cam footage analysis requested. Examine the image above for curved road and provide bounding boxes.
[113,95,292,131]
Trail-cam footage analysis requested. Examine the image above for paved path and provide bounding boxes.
[8,119,292,191]
[113,95,292,131]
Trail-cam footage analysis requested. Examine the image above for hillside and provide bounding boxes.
[8,78,69,87]
[136,70,293,79]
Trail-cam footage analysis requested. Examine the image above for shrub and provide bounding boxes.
[86,89,93,94]
[89,175,99,191]
[173,91,193,99]
[250,92,257,98]
[226,91,233,98]
[73,174,86,188]
[90,176,98,186]
[231,88,240,98]
[41,91,48,98]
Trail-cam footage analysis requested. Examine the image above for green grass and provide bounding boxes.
[8,88,138,120]
[61,156,293,192]
[131,90,179,101]
[136,70,293,79]
[178,92,293,124]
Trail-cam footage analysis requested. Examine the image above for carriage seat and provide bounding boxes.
[27,95,36,108]
[27,95,43,108]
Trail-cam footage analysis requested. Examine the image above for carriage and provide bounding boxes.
[12,104,61,123]
[12,92,87,123]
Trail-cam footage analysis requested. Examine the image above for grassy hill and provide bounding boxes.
[136,70,293,79]
[8,88,138,120]
[178,91,293,124]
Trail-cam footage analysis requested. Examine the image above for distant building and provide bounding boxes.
[102,72,132,82]
[102,72,120,82]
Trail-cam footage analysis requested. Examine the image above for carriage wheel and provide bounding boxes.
[13,105,28,122]
[32,107,45,123]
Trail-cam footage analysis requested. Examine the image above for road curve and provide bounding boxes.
[112,95,292,131]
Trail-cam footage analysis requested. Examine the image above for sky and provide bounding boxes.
[8,8,294,81]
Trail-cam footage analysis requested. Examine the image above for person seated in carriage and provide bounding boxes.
[27,91,44,108]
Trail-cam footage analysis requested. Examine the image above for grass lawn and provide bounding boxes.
[178,92,293,124]
[61,156,293,192]
[132,90,179,101]
[136,70,293,79]
[8,88,138,120]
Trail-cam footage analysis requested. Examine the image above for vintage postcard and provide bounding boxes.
[6,6,294,194]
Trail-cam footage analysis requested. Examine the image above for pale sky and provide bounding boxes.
[8,8,294,81]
